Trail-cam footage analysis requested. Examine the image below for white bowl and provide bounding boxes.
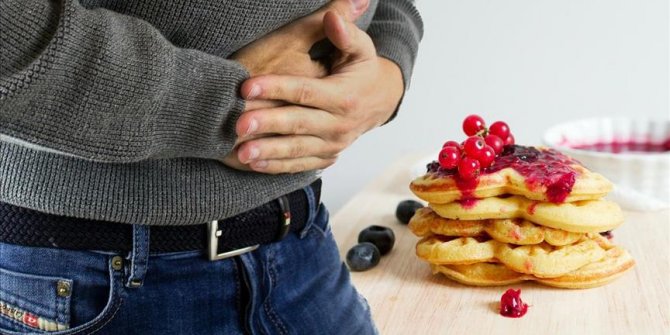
[543,118,670,210]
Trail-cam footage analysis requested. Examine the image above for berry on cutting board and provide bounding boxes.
[346,242,381,272]
[358,225,395,255]
[499,288,529,318]
[396,200,424,224]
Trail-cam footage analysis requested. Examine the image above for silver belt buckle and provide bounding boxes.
[207,220,259,261]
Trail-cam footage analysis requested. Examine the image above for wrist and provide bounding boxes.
[377,56,404,124]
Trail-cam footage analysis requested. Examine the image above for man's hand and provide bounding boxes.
[232,11,404,174]
[220,0,370,170]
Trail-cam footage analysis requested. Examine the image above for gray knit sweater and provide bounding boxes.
[0,0,423,225]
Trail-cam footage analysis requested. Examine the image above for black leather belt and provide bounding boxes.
[0,179,321,260]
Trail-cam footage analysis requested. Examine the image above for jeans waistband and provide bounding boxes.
[0,180,322,255]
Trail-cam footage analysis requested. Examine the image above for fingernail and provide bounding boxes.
[245,119,258,136]
[246,147,260,161]
[351,0,367,13]
[247,85,261,99]
[253,160,268,169]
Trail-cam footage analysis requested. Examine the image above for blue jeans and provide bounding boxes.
[0,188,377,334]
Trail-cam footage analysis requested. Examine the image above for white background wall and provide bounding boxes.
[321,0,669,211]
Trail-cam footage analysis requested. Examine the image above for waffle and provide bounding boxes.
[415,236,498,265]
[535,246,634,288]
[430,196,623,233]
[416,234,610,278]
[430,246,634,289]
[409,207,583,246]
[495,235,609,278]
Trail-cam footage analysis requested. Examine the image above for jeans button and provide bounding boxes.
[57,280,71,297]
[112,256,124,271]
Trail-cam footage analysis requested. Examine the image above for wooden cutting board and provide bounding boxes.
[330,155,669,335]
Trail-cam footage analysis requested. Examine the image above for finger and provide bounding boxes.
[236,105,338,138]
[249,156,338,174]
[219,150,253,171]
[240,75,345,112]
[237,135,338,163]
[286,0,370,49]
[323,11,376,60]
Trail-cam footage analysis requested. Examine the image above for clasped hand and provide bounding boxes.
[223,0,403,174]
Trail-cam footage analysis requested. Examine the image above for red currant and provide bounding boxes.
[463,136,485,158]
[499,289,529,318]
[462,115,486,136]
[442,140,461,149]
[489,121,510,140]
[505,134,515,146]
[484,135,504,154]
[458,157,481,180]
[438,147,461,169]
[475,145,496,168]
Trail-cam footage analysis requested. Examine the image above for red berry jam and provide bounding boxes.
[571,140,670,153]
[456,198,479,209]
[499,288,529,318]
[427,145,579,203]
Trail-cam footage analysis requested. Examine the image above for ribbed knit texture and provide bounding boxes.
[369,0,424,88]
[0,0,422,225]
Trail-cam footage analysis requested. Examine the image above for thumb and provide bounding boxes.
[323,11,376,60]
[326,0,370,23]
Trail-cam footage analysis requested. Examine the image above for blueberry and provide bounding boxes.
[346,242,381,272]
[396,200,424,224]
[358,225,395,255]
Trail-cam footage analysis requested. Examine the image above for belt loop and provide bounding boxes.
[126,224,150,288]
[299,183,318,239]
[275,196,291,241]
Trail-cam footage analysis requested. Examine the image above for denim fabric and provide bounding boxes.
[0,191,377,334]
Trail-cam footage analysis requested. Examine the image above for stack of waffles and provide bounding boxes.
[408,145,635,288]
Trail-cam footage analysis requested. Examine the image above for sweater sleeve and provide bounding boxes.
[367,0,424,90]
[0,0,248,163]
